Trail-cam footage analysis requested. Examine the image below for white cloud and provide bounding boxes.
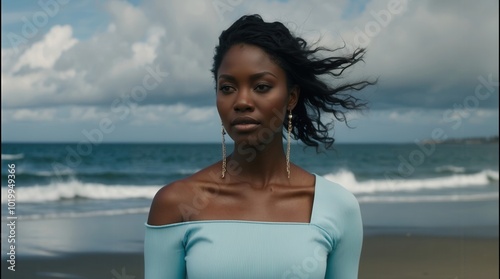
[129,104,217,126]
[105,0,149,42]
[354,1,498,95]
[68,106,109,122]
[2,70,56,107]
[11,108,56,121]
[3,0,496,110]
[1,0,498,143]
[475,109,497,118]
[12,25,77,72]
[184,107,217,123]
[468,109,499,124]
[109,26,165,77]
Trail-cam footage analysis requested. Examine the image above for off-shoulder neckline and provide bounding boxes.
[146,173,323,228]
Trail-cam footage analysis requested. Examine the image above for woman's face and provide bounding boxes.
[216,43,298,146]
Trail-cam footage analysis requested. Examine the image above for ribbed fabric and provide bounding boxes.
[144,174,363,279]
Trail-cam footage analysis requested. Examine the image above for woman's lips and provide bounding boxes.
[230,116,260,132]
[232,123,260,132]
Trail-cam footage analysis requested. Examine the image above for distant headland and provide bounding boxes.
[422,135,499,145]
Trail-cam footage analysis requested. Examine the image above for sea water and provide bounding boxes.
[1,142,498,255]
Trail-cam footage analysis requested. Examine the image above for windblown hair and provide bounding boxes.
[211,14,375,150]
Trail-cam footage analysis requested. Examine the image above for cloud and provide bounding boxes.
[346,0,499,109]
[129,104,217,126]
[10,108,57,121]
[12,25,77,72]
[2,25,79,108]
[105,0,149,42]
[1,0,498,143]
[3,0,497,111]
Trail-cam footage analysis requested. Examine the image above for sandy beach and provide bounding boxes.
[2,234,498,279]
[359,235,499,279]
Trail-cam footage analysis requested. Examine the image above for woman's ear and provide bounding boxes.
[288,85,300,111]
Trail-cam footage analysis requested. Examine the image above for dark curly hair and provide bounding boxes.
[211,14,375,150]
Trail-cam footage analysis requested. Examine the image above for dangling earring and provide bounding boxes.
[221,124,227,179]
[286,110,292,179]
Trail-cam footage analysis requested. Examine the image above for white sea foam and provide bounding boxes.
[1,153,24,160]
[357,192,499,203]
[1,207,151,221]
[3,169,498,204]
[324,169,499,194]
[177,168,200,175]
[26,168,76,176]
[1,179,161,204]
[487,170,500,181]
[435,165,466,174]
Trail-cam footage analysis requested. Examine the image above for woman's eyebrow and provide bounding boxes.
[218,74,236,82]
[249,71,278,80]
[218,71,278,82]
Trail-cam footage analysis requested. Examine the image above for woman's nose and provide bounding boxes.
[233,88,254,112]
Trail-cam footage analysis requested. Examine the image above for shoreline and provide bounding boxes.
[2,235,498,279]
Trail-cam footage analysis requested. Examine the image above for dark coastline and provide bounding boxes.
[421,136,499,145]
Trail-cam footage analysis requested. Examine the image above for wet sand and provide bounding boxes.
[359,235,499,279]
[2,235,498,279]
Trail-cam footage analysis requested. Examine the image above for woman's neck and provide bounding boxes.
[226,137,289,188]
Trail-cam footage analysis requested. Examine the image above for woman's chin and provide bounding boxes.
[232,135,276,149]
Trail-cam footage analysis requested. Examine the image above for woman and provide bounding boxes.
[145,14,373,279]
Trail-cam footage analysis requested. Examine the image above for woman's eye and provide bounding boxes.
[219,85,235,94]
[255,84,271,92]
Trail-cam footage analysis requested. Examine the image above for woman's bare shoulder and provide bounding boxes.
[147,163,222,226]
[147,179,192,226]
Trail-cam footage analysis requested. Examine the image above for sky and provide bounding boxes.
[1,0,499,144]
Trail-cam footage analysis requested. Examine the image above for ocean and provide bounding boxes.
[1,142,499,257]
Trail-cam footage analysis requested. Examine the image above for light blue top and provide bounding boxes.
[144,174,363,279]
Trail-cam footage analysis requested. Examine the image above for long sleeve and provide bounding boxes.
[144,224,186,279]
[324,192,364,279]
